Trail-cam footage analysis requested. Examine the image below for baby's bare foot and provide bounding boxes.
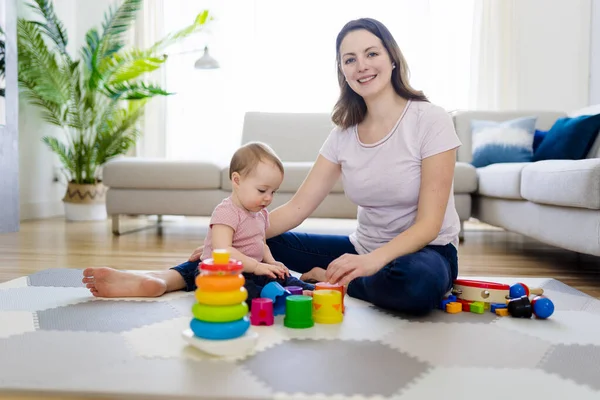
[82,267,167,298]
[300,267,327,283]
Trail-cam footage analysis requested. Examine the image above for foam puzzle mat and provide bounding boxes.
[1,268,600,399]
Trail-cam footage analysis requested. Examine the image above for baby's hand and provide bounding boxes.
[254,263,286,279]
[272,261,290,277]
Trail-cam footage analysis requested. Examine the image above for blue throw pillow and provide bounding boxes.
[470,117,537,168]
[533,129,547,151]
[533,113,600,161]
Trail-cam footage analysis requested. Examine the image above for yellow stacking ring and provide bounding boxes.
[192,302,249,323]
[195,287,248,306]
[195,274,245,292]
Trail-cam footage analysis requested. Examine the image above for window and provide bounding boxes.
[162,0,475,162]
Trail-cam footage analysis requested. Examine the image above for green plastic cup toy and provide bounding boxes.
[283,295,314,329]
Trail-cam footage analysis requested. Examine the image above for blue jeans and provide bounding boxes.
[266,232,459,315]
[171,260,315,307]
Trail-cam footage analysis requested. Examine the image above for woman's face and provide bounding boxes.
[339,29,394,99]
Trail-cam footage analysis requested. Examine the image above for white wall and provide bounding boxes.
[18,0,114,220]
[514,0,591,112]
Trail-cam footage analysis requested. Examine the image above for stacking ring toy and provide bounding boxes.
[190,316,250,340]
[195,274,245,292]
[195,287,248,305]
[192,302,248,322]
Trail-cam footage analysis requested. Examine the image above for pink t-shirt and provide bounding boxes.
[201,196,269,262]
[319,100,462,254]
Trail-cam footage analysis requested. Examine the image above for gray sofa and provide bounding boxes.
[452,109,600,257]
[104,108,600,257]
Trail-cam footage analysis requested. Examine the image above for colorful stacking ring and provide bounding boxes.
[195,287,248,306]
[192,302,249,323]
[195,274,245,292]
[190,317,250,340]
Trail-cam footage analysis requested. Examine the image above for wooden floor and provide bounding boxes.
[1,216,600,298]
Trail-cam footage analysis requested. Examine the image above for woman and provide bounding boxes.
[83,18,460,315]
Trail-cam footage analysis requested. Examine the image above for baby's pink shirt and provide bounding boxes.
[201,196,269,262]
[320,100,462,254]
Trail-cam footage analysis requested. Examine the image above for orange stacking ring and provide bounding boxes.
[195,274,245,292]
[195,287,248,305]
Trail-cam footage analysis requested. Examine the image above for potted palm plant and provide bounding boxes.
[17,0,210,220]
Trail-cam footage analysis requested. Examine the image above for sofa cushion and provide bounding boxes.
[103,158,222,190]
[521,159,600,210]
[454,162,477,193]
[476,163,529,199]
[221,162,345,193]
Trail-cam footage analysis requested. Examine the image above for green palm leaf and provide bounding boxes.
[105,82,171,101]
[27,0,70,61]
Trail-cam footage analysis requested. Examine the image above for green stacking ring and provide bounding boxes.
[192,302,249,323]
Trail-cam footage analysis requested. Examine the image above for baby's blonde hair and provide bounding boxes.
[229,141,284,179]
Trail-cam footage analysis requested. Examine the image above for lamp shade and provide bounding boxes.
[194,46,219,69]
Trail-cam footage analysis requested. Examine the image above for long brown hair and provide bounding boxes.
[331,18,428,129]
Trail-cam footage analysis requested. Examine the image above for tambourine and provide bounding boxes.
[452,279,543,303]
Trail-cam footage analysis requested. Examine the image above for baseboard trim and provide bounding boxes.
[20,201,64,221]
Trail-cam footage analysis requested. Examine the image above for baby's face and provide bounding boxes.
[236,161,283,212]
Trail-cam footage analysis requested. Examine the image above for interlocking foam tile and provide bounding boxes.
[374,305,499,324]
[28,268,85,288]
[1,272,599,399]
[241,338,431,397]
[122,316,209,362]
[541,279,595,298]
[536,289,596,311]
[493,310,600,345]
[36,299,180,333]
[0,311,36,338]
[0,276,29,289]
[394,367,600,400]
[381,322,552,368]
[165,293,195,316]
[0,330,134,387]
[0,286,92,311]
[538,344,600,391]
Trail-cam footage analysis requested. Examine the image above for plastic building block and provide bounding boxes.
[440,298,452,310]
[284,295,314,329]
[447,295,457,302]
[457,299,472,311]
[260,282,291,316]
[445,302,462,314]
[490,303,507,313]
[495,308,509,317]
[312,290,343,324]
[250,298,274,326]
[469,301,484,314]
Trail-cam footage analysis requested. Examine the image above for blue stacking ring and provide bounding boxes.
[190,316,250,340]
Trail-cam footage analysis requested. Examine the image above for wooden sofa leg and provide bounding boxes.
[459,221,465,243]
[112,215,121,235]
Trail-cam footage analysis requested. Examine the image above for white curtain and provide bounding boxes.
[469,0,519,110]
[128,0,168,158]
[142,0,476,162]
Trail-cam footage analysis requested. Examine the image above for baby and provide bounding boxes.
[192,141,314,301]
[82,142,315,300]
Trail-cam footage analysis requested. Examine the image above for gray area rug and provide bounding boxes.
[1,269,600,399]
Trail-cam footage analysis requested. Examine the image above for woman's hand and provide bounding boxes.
[325,253,383,286]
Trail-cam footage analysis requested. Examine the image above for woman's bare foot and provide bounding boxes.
[300,267,327,283]
[82,267,168,298]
